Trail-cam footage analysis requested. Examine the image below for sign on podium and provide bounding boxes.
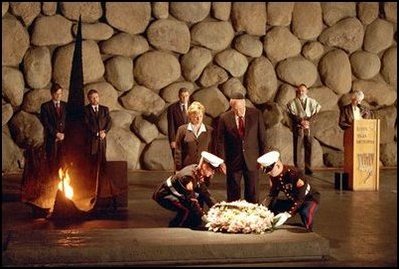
[343,119,380,191]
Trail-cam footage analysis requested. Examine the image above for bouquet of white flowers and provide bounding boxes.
[205,200,275,234]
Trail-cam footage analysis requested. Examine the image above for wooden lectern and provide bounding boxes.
[343,119,380,191]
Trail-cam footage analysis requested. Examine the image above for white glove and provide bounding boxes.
[201,214,209,223]
[273,212,291,227]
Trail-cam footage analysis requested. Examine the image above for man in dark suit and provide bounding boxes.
[84,89,112,171]
[167,87,190,157]
[40,83,67,176]
[216,93,267,203]
[339,90,372,130]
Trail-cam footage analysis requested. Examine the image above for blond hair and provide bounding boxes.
[187,101,205,116]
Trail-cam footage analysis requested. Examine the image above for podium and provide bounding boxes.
[343,119,380,191]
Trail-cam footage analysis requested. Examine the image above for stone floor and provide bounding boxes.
[2,168,397,266]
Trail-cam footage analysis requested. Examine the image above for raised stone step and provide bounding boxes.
[3,227,329,266]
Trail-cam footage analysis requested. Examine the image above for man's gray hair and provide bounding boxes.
[352,90,364,101]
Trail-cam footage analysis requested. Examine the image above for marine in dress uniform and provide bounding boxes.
[152,151,224,228]
[257,151,320,231]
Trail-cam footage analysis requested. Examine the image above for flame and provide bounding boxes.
[58,168,74,199]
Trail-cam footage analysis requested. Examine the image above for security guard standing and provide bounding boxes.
[257,151,320,231]
[153,151,225,228]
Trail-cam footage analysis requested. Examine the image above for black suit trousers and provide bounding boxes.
[226,166,259,204]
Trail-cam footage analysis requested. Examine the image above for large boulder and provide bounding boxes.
[53,40,105,90]
[2,17,30,66]
[191,86,230,118]
[60,2,102,23]
[276,56,318,88]
[363,19,394,54]
[321,2,356,26]
[31,15,73,46]
[142,139,174,170]
[319,49,352,95]
[245,56,278,104]
[105,2,151,35]
[8,111,44,149]
[106,126,142,170]
[380,46,397,88]
[119,85,166,116]
[169,2,210,23]
[264,26,301,63]
[214,49,248,77]
[212,2,231,21]
[350,51,381,80]
[292,3,323,40]
[191,21,235,51]
[100,33,149,57]
[267,2,294,26]
[9,2,41,26]
[181,46,212,82]
[147,19,190,54]
[104,56,134,92]
[318,18,364,54]
[2,67,25,107]
[23,47,52,90]
[231,2,266,36]
[134,51,180,91]
[2,128,24,173]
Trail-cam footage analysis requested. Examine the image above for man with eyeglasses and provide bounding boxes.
[257,150,320,232]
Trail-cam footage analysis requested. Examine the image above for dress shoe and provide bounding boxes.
[305,168,313,175]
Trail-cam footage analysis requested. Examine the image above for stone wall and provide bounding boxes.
[2,2,397,173]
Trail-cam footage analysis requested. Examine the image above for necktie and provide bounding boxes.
[94,106,98,116]
[182,104,188,122]
[55,102,61,117]
[238,116,245,138]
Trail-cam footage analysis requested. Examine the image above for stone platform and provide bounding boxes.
[3,227,329,266]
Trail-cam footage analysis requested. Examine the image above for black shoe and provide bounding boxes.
[305,168,313,175]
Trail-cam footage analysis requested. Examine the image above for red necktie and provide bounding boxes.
[238,116,245,138]
[56,103,61,117]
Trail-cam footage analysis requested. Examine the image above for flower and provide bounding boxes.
[205,200,275,234]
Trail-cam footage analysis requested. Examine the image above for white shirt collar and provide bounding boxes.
[187,123,207,138]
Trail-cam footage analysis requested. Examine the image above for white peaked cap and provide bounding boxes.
[201,151,224,168]
[257,151,280,167]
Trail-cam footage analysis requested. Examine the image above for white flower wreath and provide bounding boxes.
[205,200,275,234]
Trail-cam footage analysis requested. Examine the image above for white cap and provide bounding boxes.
[257,151,280,168]
[200,151,224,168]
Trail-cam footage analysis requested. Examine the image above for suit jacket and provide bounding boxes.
[40,100,67,156]
[84,104,112,155]
[339,104,372,130]
[216,107,267,172]
[167,101,189,144]
[174,123,214,171]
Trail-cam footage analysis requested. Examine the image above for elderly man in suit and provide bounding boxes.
[339,90,372,130]
[167,87,190,157]
[40,83,67,176]
[287,84,321,175]
[216,92,267,204]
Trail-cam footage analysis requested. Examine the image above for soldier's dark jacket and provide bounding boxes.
[153,164,216,213]
[264,165,320,215]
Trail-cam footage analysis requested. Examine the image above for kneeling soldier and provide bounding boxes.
[153,151,224,228]
[257,151,320,231]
